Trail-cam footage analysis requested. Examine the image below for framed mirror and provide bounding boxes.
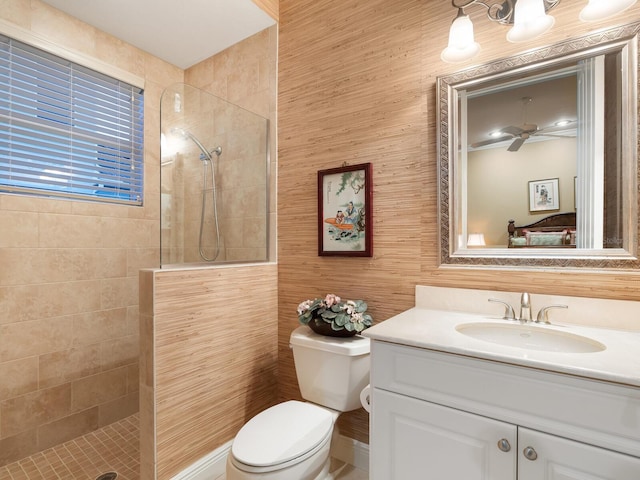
[437,22,639,269]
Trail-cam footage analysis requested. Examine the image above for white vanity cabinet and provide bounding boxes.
[518,428,640,479]
[373,388,516,479]
[369,341,640,480]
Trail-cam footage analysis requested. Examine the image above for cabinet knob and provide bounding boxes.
[523,446,538,461]
[497,438,511,452]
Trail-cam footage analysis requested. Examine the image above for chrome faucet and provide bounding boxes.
[488,298,516,320]
[489,293,569,324]
[536,304,568,324]
[519,292,532,322]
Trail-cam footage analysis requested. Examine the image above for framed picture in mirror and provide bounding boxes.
[529,178,559,212]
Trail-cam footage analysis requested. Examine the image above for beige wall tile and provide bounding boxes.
[126,305,140,336]
[227,59,260,104]
[2,281,101,323]
[100,335,139,371]
[94,30,146,78]
[71,367,128,412]
[184,57,214,89]
[0,249,119,285]
[139,313,154,389]
[1,384,72,438]
[0,317,73,362]
[101,277,139,310]
[143,54,183,88]
[37,214,104,248]
[29,0,97,57]
[96,249,129,279]
[0,0,30,27]
[0,211,39,248]
[0,358,38,401]
[72,308,128,346]
[127,363,139,393]
[98,391,139,427]
[127,248,160,277]
[0,195,72,214]
[0,429,37,466]
[70,200,129,218]
[138,271,155,316]
[100,217,158,249]
[39,346,102,390]
[139,385,156,480]
[37,407,99,451]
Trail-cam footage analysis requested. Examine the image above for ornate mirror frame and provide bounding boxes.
[437,22,640,269]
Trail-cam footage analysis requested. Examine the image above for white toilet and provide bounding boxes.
[226,326,370,480]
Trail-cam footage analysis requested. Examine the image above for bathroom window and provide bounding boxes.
[0,34,144,205]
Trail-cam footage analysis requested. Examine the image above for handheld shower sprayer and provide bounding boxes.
[169,127,222,262]
[171,127,222,161]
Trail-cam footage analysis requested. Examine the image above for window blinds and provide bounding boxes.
[0,34,144,205]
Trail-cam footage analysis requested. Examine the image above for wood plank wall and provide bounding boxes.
[140,265,278,480]
[278,0,640,445]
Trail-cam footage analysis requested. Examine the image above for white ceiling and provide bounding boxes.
[41,0,276,69]
[467,74,577,150]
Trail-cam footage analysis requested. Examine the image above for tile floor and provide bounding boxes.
[0,415,139,480]
[0,414,368,480]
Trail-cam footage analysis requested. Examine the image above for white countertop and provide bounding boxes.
[363,307,640,388]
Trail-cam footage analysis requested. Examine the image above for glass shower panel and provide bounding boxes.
[160,83,269,266]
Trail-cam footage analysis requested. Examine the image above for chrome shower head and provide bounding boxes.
[171,128,222,161]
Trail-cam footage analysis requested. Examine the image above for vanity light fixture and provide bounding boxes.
[441,0,638,63]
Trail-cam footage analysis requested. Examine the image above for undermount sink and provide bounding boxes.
[455,322,607,353]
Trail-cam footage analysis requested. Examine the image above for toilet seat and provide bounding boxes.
[230,400,334,473]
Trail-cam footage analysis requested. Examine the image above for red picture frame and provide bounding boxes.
[317,163,372,257]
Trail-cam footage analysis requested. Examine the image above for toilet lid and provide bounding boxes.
[231,400,334,467]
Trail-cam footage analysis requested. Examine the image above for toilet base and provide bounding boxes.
[225,430,332,480]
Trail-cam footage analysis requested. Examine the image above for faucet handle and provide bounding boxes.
[488,299,516,321]
[536,304,568,324]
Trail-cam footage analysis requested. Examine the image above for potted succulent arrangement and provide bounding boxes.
[297,294,373,337]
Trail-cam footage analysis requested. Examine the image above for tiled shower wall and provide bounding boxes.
[183,25,278,263]
[0,0,182,465]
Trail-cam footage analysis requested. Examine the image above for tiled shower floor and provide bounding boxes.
[0,414,368,480]
[0,415,139,480]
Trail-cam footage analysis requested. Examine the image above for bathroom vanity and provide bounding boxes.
[363,286,640,480]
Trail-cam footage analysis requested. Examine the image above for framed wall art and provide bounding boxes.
[317,163,372,256]
[529,178,559,212]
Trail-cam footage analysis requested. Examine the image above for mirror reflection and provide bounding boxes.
[438,22,639,268]
[466,73,579,249]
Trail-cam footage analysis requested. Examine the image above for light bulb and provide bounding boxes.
[580,0,637,22]
[441,12,481,63]
[507,0,555,43]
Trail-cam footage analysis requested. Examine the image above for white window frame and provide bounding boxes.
[0,27,144,206]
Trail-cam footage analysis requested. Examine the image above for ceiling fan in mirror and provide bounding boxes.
[471,96,575,152]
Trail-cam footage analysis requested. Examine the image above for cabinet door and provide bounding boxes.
[371,389,516,480]
[519,428,640,480]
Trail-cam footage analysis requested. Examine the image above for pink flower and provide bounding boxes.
[324,294,341,307]
[297,299,313,316]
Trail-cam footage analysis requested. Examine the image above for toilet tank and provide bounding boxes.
[290,326,370,412]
